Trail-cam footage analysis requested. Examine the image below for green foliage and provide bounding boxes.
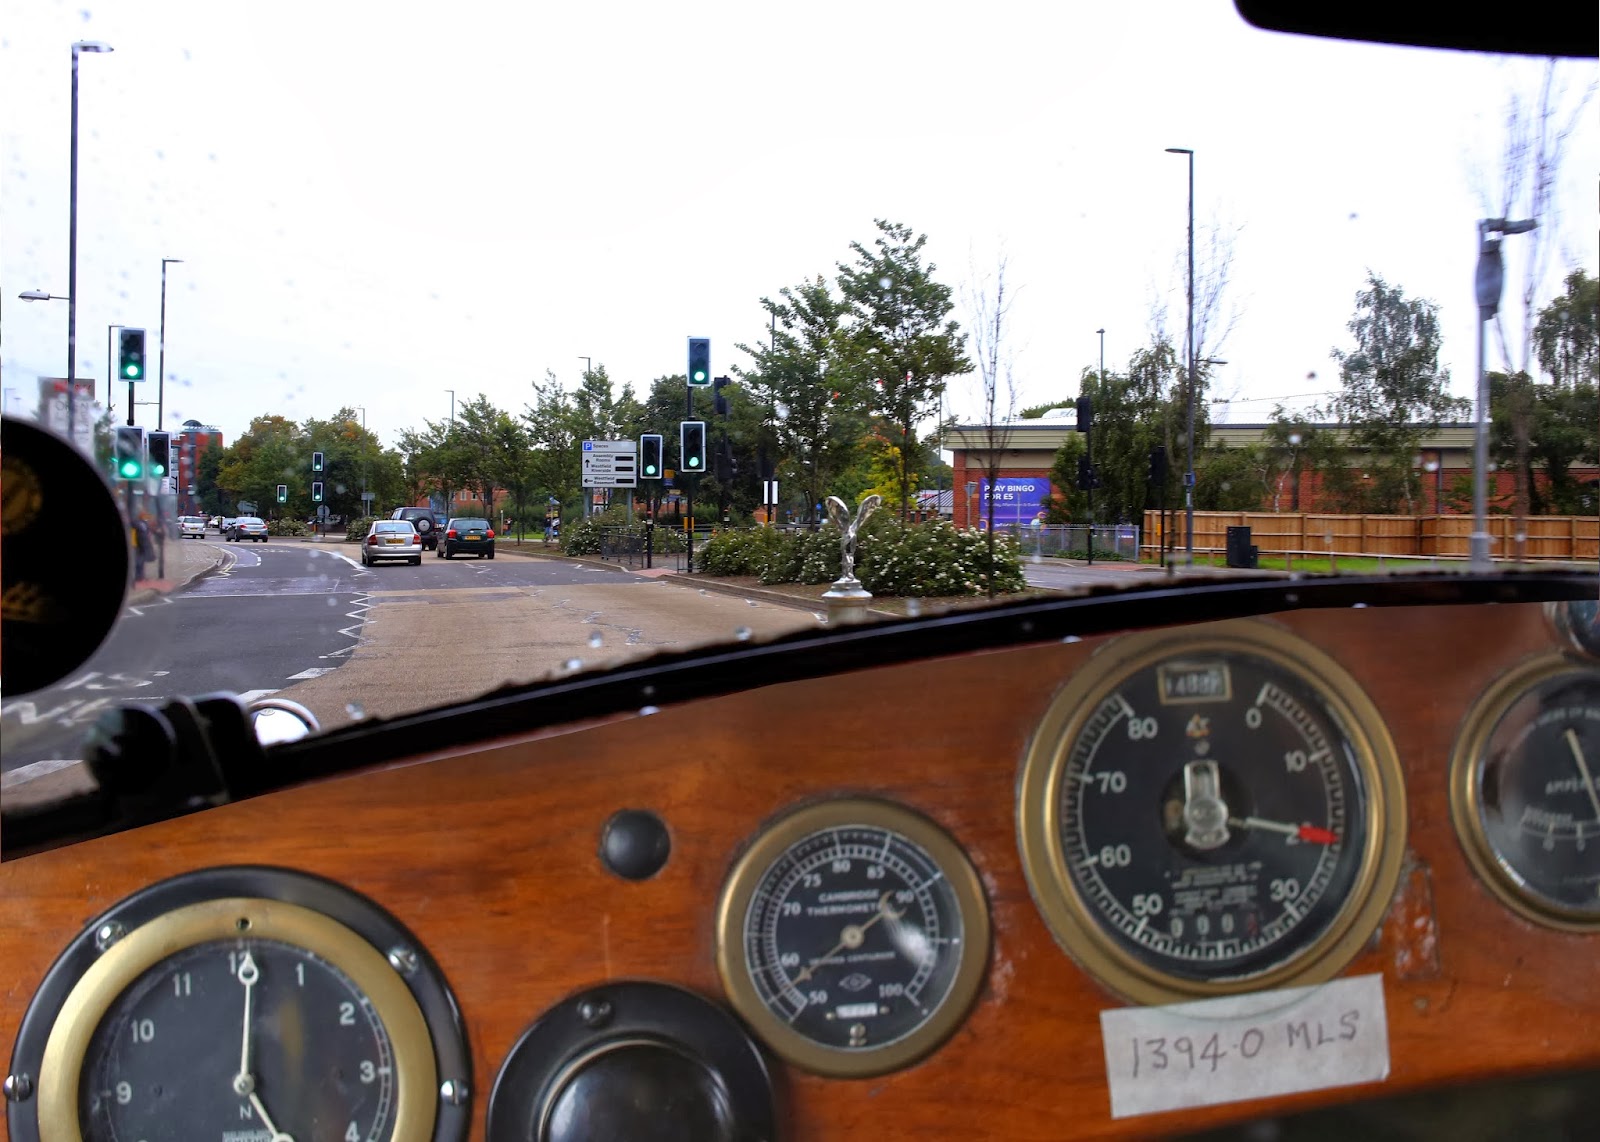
[837,220,972,520]
[1194,443,1272,511]
[697,520,1024,597]
[1490,371,1599,515]
[267,518,308,536]
[1330,273,1466,513]
[1535,269,1598,388]
[345,516,377,542]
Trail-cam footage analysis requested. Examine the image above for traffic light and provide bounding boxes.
[113,425,144,480]
[640,434,664,479]
[1147,445,1168,485]
[1076,456,1100,492]
[117,328,147,381]
[1075,395,1093,432]
[277,484,289,503]
[312,481,324,503]
[680,421,707,472]
[312,451,325,473]
[687,338,711,386]
[713,375,731,416]
[146,431,171,478]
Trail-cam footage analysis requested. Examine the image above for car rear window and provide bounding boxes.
[238,518,264,525]
[375,522,415,533]
[450,520,490,530]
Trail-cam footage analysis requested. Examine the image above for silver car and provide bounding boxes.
[228,516,269,542]
[361,520,422,566]
[179,516,207,539]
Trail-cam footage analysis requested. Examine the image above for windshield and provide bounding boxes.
[2,2,1594,760]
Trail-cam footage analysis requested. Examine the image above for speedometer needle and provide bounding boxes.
[1230,816,1337,844]
[1565,728,1600,823]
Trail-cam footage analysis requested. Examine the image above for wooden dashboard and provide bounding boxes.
[3,596,1598,1139]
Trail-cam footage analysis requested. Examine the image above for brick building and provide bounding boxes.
[943,413,1585,529]
[174,420,225,516]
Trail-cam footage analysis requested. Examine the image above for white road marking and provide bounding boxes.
[285,667,336,680]
[234,689,281,704]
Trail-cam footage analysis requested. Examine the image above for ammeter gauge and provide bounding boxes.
[715,798,989,1077]
[1450,654,1600,930]
[1017,620,1406,1005]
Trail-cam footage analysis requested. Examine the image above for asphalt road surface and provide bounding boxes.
[2,540,818,773]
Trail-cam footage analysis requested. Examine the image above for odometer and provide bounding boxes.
[715,799,989,1077]
[1018,621,1405,1004]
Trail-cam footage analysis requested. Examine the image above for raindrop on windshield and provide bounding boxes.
[813,613,827,623]
[905,598,922,617]
[563,658,582,672]
[746,599,758,607]
[734,626,753,641]
[588,630,603,648]
[639,706,660,716]
[699,589,710,596]
[345,703,365,719]
[1062,634,1082,644]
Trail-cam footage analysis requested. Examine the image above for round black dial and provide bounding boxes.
[1453,658,1600,928]
[716,799,989,1077]
[81,939,396,1142]
[1019,623,1405,1003]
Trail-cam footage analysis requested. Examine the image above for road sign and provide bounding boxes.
[318,504,330,520]
[581,439,638,488]
[361,491,375,502]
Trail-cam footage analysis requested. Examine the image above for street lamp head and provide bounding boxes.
[73,41,114,53]
[1165,146,1193,155]
[1096,328,1105,335]
[19,289,57,301]
[163,257,184,265]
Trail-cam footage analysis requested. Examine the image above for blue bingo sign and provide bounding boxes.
[977,477,1051,527]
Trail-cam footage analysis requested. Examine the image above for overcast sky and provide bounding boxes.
[3,1,1595,448]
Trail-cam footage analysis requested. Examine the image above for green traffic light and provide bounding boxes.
[119,461,140,477]
[688,458,699,468]
[645,465,657,475]
[124,364,140,378]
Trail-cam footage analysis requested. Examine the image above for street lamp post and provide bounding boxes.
[1166,146,1196,564]
[444,389,456,517]
[68,40,114,438]
[1472,217,1537,569]
[158,258,183,430]
[357,406,368,517]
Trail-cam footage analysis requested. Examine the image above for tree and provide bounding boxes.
[194,442,227,515]
[1535,269,1598,389]
[216,415,303,516]
[837,220,971,520]
[1330,273,1466,514]
[964,254,1019,595]
[523,371,581,524]
[1262,405,1346,513]
[736,277,865,526]
[1194,443,1273,511]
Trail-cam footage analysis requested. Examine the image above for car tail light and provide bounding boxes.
[367,535,378,545]
[447,529,458,539]
[486,529,495,538]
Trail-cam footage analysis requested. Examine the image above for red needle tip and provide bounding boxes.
[1298,825,1338,844]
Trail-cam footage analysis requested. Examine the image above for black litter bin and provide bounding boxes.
[1226,525,1258,568]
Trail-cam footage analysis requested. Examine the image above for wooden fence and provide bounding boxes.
[1141,511,1598,562]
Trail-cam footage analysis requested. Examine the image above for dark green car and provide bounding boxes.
[438,517,495,559]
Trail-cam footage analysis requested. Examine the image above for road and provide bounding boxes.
[1,540,820,774]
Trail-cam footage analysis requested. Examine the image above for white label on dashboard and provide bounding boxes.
[1099,973,1389,1119]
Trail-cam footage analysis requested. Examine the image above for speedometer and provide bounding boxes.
[1018,621,1405,1004]
[715,798,989,1077]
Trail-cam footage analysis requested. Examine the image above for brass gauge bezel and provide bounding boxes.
[1017,619,1407,1006]
[1449,652,1600,932]
[34,897,438,1142]
[715,797,991,1078]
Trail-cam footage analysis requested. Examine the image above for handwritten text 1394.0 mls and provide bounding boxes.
[1098,974,1390,1119]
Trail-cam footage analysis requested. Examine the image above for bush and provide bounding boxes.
[345,516,376,542]
[693,518,1026,597]
[562,509,690,558]
[268,518,308,537]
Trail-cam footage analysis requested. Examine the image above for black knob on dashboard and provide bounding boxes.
[544,1039,734,1142]
[487,982,777,1142]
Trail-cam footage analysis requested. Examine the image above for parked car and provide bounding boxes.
[439,517,495,559]
[217,516,235,535]
[390,507,441,551]
[179,516,207,539]
[361,520,422,566]
[226,516,269,542]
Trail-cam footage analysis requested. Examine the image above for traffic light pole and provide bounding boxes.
[1085,419,1095,567]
